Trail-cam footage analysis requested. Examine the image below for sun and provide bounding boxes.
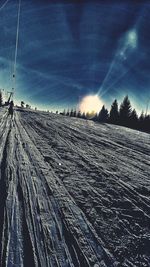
[79,95,103,117]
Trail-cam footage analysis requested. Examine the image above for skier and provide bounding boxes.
[8,101,14,118]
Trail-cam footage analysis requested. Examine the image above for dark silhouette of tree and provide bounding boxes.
[82,112,86,119]
[119,96,132,126]
[139,111,145,130]
[77,110,82,118]
[93,113,98,121]
[109,99,119,124]
[129,109,138,129]
[86,112,90,118]
[143,115,150,132]
[73,110,77,117]
[26,104,31,109]
[70,109,74,117]
[67,95,150,133]
[0,91,3,107]
[66,109,70,116]
[21,101,25,108]
[98,105,109,122]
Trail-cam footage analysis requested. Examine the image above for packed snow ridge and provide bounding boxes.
[0,107,150,267]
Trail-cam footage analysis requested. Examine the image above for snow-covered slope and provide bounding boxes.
[0,108,150,267]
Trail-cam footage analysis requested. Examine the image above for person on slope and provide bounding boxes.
[8,101,14,118]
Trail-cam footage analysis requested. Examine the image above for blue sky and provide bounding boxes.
[0,0,150,113]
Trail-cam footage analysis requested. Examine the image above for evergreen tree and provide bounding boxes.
[21,101,25,108]
[119,95,132,126]
[98,105,109,122]
[139,111,145,130]
[129,109,138,129]
[66,109,70,116]
[143,115,150,132]
[82,112,86,119]
[77,110,81,118]
[0,91,3,107]
[70,109,74,117]
[109,99,119,124]
[26,104,31,109]
[93,113,98,121]
[73,110,77,117]
[86,111,90,118]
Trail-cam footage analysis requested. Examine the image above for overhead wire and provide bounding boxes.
[0,0,10,11]
[13,0,21,96]
[0,0,21,101]
[0,0,11,98]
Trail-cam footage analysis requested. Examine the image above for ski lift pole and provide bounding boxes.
[13,0,21,95]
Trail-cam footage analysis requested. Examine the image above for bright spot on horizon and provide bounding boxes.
[79,95,103,114]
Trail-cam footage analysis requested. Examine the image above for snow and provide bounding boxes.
[0,108,150,266]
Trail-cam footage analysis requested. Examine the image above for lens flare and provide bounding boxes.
[79,95,103,117]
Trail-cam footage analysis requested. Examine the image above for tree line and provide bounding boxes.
[61,96,150,133]
[0,93,32,109]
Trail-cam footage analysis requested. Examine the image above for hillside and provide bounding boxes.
[0,108,150,267]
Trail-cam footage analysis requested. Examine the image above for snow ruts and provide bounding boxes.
[18,110,150,267]
[0,109,115,267]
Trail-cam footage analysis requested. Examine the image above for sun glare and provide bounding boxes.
[79,95,103,116]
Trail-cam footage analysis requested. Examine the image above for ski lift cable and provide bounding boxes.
[0,0,11,100]
[13,0,21,94]
[0,0,10,10]
[0,0,21,102]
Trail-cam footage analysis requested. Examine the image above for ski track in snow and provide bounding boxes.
[0,108,150,267]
